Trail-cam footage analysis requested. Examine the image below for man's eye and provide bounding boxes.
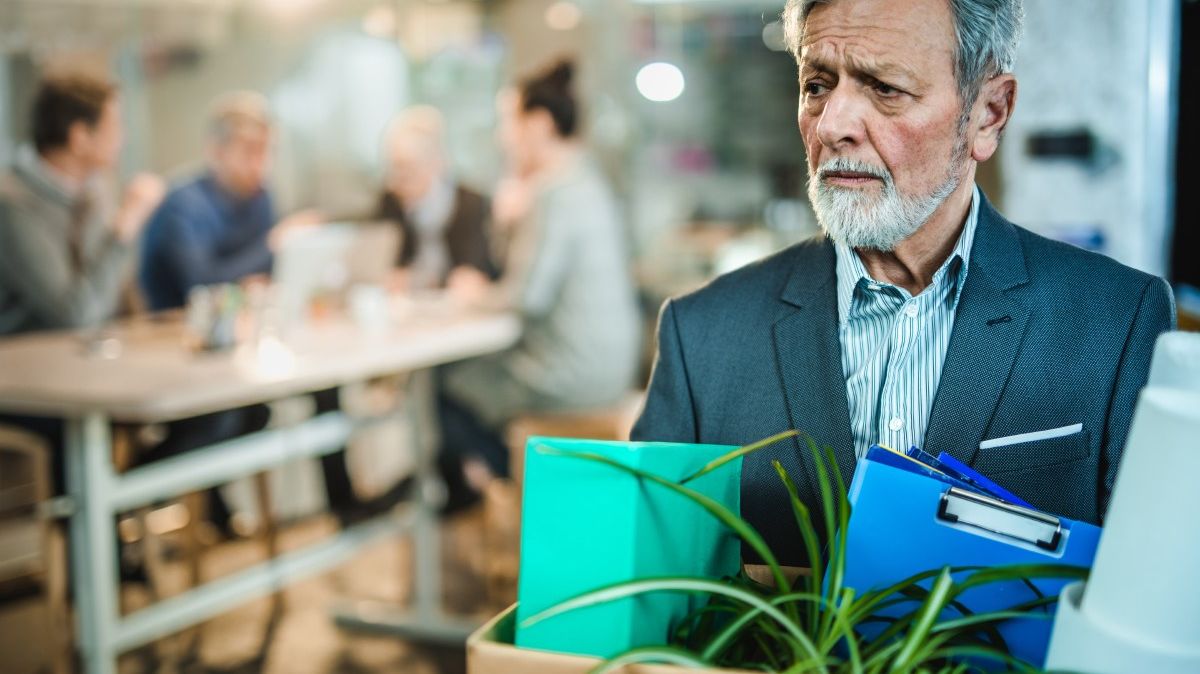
[803,81,828,96]
[873,82,900,97]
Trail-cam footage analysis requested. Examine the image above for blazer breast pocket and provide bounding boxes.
[972,426,1092,475]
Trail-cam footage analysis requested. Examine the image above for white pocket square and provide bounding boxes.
[979,423,1084,450]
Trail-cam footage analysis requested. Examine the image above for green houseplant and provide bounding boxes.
[521,431,1089,674]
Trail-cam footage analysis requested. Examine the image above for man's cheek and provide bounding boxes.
[878,125,939,182]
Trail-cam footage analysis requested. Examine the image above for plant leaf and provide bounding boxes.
[773,460,824,630]
[955,564,1088,592]
[800,434,841,643]
[823,442,852,647]
[588,646,711,673]
[832,586,864,673]
[519,576,828,672]
[680,429,800,484]
[922,645,1043,674]
[698,590,830,663]
[890,567,955,672]
[930,607,1055,634]
[848,568,948,626]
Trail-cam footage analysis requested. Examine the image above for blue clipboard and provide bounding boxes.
[840,447,1102,668]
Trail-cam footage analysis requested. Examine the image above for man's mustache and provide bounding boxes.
[814,158,891,184]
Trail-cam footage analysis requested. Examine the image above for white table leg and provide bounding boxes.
[409,369,443,620]
[66,412,119,674]
[332,369,479,642]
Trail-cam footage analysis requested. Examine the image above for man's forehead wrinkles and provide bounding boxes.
[801,30,909,61]
[801,44,922,80]
[801,16,908,43]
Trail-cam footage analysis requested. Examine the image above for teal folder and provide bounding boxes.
[841,447,1102,668]
[515,437,742,659]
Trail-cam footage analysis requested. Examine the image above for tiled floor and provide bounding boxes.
[0,505,511,674]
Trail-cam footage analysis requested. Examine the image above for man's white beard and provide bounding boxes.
[807,156,960,252]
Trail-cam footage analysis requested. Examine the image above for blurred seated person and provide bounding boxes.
[437,60,642,509]
[376,106,498,291]
[139,92,317,310]
[138,92,384,530]
[0,70,164,488]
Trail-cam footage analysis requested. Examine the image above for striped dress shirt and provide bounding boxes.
[835,187,980,459]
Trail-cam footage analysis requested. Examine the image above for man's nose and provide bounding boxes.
[814,85,867,151]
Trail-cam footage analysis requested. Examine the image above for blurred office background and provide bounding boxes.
[0,0,1195,672]
[0,0,1193,288]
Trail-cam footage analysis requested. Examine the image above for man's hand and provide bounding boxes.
[112,173,166,243]
[240,273,271,293]
[446,265,493,306]
[491,176,532,234]
[387,268,411,294]
[268,209,323,252]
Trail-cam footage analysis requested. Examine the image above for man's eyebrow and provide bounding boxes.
[800,51,922,83]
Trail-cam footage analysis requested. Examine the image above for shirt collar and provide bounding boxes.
[13,144,88,206]
[200,171,266,216]
[835,185,980,323]
[407,175,456,234]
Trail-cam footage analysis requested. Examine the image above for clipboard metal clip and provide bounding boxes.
[937,487,1063,552]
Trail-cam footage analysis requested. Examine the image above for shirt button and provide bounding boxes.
[868,284,881,291]
[888,417,904,432]
[904,304,919,318]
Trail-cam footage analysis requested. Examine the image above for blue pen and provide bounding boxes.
[904,446,1035,508]
[934,451,1034,509]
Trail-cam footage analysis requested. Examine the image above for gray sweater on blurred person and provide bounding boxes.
[0,146,130,335]
[443,156,641,426]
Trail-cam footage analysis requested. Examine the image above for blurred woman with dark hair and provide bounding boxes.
[438,59,641,508]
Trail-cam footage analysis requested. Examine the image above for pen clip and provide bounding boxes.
[937,487,1063,552]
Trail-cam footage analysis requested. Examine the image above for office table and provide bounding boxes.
[0,301,521,674]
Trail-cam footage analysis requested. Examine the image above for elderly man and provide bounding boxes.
[632,0,1175,565]
[375,106,497,290]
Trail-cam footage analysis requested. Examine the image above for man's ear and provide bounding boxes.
[970,74,1017,163]
[528,107,558,140]
[66,120,92,155]
[205,141,223,167]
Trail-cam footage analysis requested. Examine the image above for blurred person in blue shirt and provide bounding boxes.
[138,92,383,531]
[139,92,316,311]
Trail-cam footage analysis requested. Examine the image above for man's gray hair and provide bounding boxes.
[207,90,272,144]
[783,0,1024,107]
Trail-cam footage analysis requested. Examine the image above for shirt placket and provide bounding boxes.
[877,289,930,451]
[849,284,893,458]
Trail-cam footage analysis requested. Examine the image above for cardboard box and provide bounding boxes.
[468,605,754,674]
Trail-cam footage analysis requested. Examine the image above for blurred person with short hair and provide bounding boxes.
[376,105,497,290]
[0,70,164,492]
[0,71,163,335]
[437,59,641,510]
[139,91,317,312]
[138,91,378,531]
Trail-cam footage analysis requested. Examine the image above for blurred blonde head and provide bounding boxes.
[384,105,448,207]
[206,91,273,199]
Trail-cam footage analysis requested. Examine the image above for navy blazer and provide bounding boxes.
[631,193,1176,566]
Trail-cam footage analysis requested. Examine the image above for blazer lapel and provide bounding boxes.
[925,196,1032,465]
[768,240,856,489]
